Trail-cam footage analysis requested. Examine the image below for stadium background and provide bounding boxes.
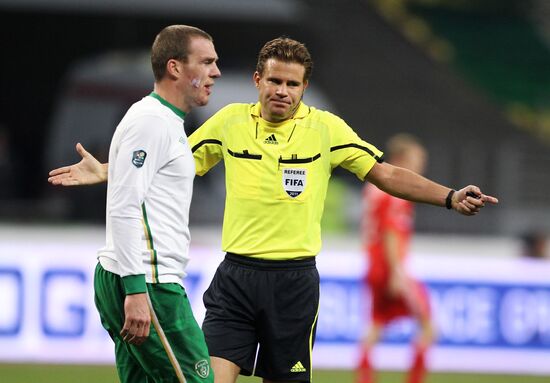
[0,0,549,382]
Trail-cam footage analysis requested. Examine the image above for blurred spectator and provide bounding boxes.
[521,231,549,259]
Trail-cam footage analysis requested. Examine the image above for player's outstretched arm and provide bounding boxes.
[48,143,108,186]
[366,162,498,216]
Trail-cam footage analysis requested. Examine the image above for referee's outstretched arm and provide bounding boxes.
[365,161,499,216]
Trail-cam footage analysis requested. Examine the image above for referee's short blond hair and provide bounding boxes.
[256,37,313,82]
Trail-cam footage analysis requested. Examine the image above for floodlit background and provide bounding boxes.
[0,0,549,382]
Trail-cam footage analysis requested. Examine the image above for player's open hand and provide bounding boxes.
[453,185,499,216]
[48,143,107,186]
[121,293,151,346]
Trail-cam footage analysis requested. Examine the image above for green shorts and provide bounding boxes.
[94,263,213,383]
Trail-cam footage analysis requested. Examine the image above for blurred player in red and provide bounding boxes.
[357,134,435,383]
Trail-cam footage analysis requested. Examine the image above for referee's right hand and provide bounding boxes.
[121,293,151,346]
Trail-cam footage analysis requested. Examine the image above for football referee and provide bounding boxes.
[49,37,498,383]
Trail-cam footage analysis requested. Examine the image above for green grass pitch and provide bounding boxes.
[0,364,548,383]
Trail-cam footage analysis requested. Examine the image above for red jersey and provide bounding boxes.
[362,183,414,278]
[361,184,430,324]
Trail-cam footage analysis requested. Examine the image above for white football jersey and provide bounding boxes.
[98,94,195,286]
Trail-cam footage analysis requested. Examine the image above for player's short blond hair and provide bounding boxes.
[385,133,424,159]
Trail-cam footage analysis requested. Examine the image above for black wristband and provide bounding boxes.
[445,189,456,210]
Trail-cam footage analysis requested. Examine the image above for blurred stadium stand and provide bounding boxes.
[0,0,548,235]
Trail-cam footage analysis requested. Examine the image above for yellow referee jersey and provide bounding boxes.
[189,102,383,260]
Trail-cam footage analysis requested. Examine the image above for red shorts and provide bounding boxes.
[366,269,431,324]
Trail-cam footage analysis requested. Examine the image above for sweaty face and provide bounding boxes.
[254,59,308,123]
[181,37,221,108]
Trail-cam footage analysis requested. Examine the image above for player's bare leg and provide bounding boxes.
[416,314,436,349]
[407,296,436,383]
[211,356,240,383]
[357,322,383,383]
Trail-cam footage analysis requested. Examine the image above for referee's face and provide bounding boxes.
[254,58,308,123]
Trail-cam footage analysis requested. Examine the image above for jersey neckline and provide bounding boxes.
[149,92,187,120]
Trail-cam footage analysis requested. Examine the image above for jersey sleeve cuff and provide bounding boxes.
[122,274,147,295]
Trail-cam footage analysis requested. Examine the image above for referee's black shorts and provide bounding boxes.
[202,253,320,382]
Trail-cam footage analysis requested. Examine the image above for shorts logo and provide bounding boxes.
[132,150,147,168]
[290,361,307,372]
[195,359,210,378]
[282,168,306,198]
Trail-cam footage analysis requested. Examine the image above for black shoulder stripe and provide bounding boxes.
[191,139,222,153]
[330,143,384,163]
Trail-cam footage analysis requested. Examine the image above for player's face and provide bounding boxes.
[181,37,221,109]
[254,59,308,123]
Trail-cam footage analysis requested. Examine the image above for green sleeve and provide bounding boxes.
[122,274,147,295]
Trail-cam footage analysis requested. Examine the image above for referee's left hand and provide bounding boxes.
[121,293,151,346]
